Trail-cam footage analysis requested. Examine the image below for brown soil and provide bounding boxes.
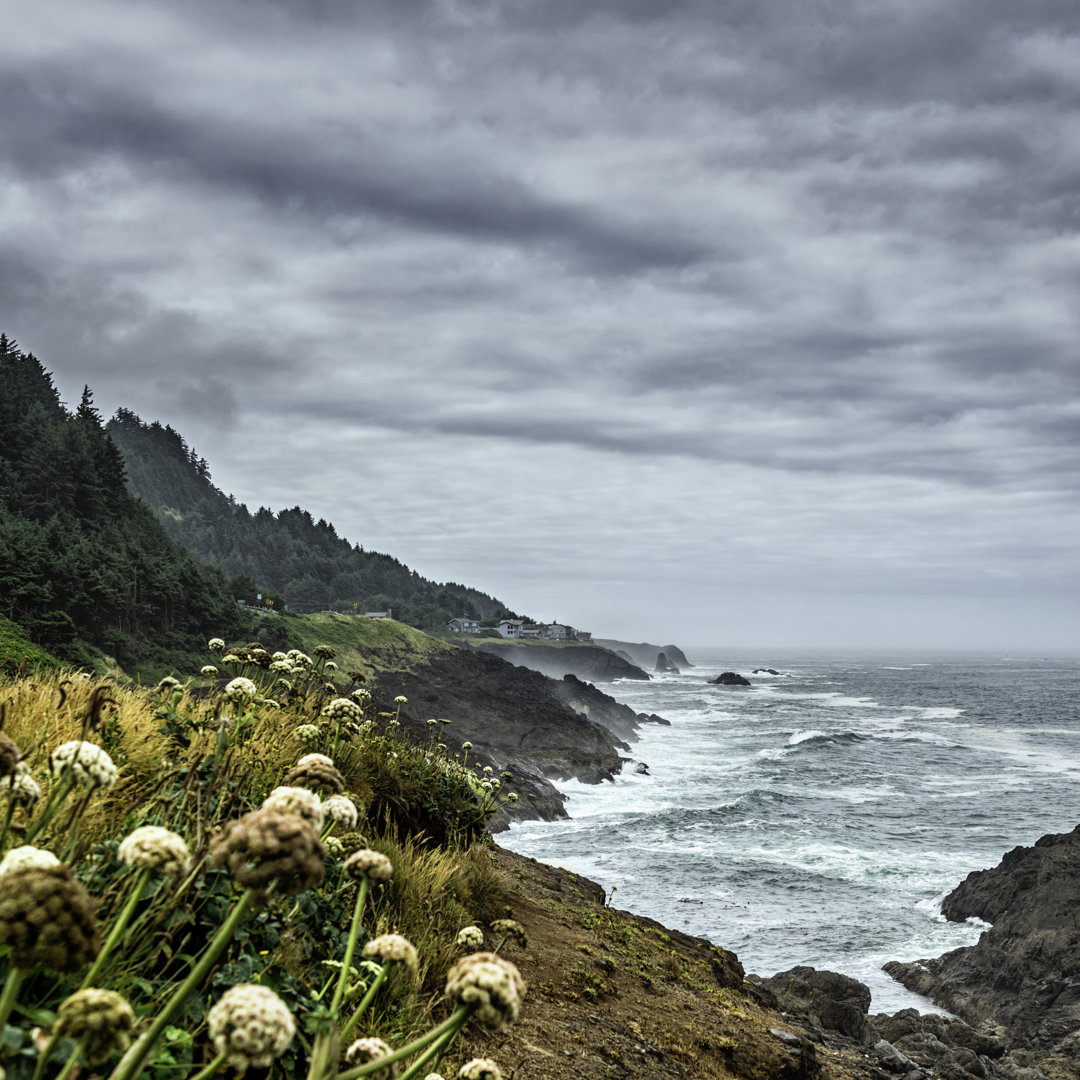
[450,843,883,1080]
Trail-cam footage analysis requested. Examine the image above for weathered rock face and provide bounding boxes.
[711,671,751,686]
[654,651,680,674]
[884,823,1080,1056]
[472,641,650,682]
[547,673,669,744]
[375,648,641,829]
[752,966,874,1044]
[594,638,694,670]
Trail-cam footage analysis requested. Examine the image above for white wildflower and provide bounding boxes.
[261,786,324,829]
[201,665,219,677]
[343,849,393,882]
[49,741,118,789]
[321,794,359,829]
[0,845,60,876]
[208,638,226,652]
[444,953,525,1029]
[456,926,484,950]
[459,1060,502,1080]
[207,984,295,1071]
[363,933,418,971]
[117,826,190,875]
[224,677,258,703]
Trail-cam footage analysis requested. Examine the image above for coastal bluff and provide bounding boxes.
[470,639,652,682]
[372,644,667,828]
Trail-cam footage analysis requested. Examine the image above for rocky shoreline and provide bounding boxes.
[379,639,1080,1078]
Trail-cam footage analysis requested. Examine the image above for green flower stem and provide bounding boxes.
[0,966,25,1033]
[24,774,74,843]
[0,798,17,853]
[107,887,256,1080]
[336,964,386,1044]
[336,1005,472,1080]
[330,877,369,1019]
[52,1037,89,1080]
[80,866,152,990]
[188,1050,228,1080]
[30,1031,61,1080]
[395,1023,458,1080]
[59,788,96,863]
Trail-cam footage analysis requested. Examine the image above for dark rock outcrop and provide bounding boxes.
[711,671,751,686]
[593,639,694,670]
[654,651,680,674]
[548,673,669,743]
[753,667,781,675]
[752,966,874,1044]
[884,823,1080,1057]
[472,641,650,682]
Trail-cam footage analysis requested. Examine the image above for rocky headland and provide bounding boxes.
[373,642,668,828]
[471,639,652,682]
[593,637,694,672]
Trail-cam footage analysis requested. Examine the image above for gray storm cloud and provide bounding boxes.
[1,0,1077,648]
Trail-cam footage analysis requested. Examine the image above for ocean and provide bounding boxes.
[502,650,1080,1013]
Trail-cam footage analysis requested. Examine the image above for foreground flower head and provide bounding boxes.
[201,665,219,677]
[343,849,393,883]
[156,676,181,692]
[262,786,324,830]
[224,677,258,703]
[490,919,527,948]
[314,644,336,659]
[444,953,525,1029]
[344,1036,393,1074]
[284,757,345,795]
[0,865,99,972]
[210,807,325,902]
[362,933,418,971]
[0,764,41,805]
[208,984,295,1072]
[0,845,60,877]
[49,741,118,789]
[321,794,361,829]
[208,637,226,652]
[456,926,484,950]
[322,698,363,723]
[118,826,191,875]
[459,1059,503,1080]
[294,724,321,743]
[56,988,135,1064]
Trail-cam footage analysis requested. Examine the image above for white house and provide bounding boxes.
[543,623,569,640]
[448,617,481,633]
[497,619,525,638]
[364,610,392,620]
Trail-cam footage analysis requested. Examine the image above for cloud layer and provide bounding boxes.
[3,0,1078,648]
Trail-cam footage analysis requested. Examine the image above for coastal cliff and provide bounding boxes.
[470,640,652,682]
[372,645,666,827]
[885,823,1080,1071]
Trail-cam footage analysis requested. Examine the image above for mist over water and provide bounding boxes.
[503,650,1080,1012]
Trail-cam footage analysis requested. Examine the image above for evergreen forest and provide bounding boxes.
[0,335,250,670]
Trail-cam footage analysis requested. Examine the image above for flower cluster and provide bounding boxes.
[321,698,363,723]
[56,988,135,1064]
[344,1036,393,1074]
[49,741,118,789]
[362,933,418,971]
[321,794,360,829]
[459,1060,503,1080]
[444,953,525,1029]
[314,645,336,660]
[262,786,324,830]
[224,677,258,703]
[201,665,219,677]
[284,756,345,795]
[0,845,60,876]
[208,984,296,1071]
[156,676,181,692]
[0,865,99,972]
[343,849,393,883]
[287,650,313,668]
[118,826,191,876]
[490,918,527,948]
[209,807,326,902]
[455,926,484,950]
[293,724,320,743]
[208,637,226,652]
[0,765,41,805]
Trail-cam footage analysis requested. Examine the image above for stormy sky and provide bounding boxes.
[3,0,1079,651]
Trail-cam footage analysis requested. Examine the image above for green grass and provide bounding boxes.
[0,618,65,676]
